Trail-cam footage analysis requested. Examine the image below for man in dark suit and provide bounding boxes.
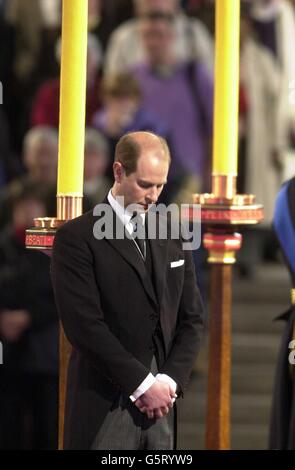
[51,131,205,450]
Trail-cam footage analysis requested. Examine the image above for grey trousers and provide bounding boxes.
[91,357,174,450]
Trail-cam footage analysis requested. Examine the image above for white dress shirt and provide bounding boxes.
[107,190,177,402]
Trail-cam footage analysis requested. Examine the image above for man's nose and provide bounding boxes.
[146,186,158,203]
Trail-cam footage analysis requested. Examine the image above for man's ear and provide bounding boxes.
[113,161,124,183]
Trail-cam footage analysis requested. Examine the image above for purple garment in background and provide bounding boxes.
[132,62,214,177]
[92,106,168,140]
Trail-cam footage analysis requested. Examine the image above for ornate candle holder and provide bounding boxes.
[25,195,83,250]
[193,174,263,450]
[193,175,263,264]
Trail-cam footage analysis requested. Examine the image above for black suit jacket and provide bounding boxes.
[51,202,205,449]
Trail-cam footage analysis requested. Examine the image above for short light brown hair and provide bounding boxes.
[114,131,171,176]
[102,74,142,101]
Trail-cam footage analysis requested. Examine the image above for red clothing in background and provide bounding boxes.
[31,77,102,128]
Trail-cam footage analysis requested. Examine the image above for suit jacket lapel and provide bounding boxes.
[107,236,158,309]
[148,213,168,308]
[96,200,158,309]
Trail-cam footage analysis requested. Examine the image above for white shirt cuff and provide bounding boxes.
[156,373,177,394]
[129,373,156,402]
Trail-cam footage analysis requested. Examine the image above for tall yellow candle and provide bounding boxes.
[213,0,240,176]
[57,0,88,195]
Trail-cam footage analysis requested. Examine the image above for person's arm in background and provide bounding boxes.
[261,48,283,173]
[194,62,214,192]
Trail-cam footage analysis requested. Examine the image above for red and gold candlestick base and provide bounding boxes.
[193,175,263,265]
[25,195,83,250]
[192,175,263,450]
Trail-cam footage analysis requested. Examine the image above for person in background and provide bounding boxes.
[269,176,295,449]
[0,0,14,136]
[237,7,282,276]
[4,0,61,152]
[182,0,215,37]
[5,0,61,84]
[88,0,135,51]
[239,8,282,223]
[132,11,213,193]
[31,34,103,129]
[0,185,58,449]
[0,109,16,187]
[83,128,111,210]
[251,0,295,163]
[104,0,214,76]
[0,126,58,229]
[92,73,170,181]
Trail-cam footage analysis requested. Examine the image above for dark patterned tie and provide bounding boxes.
[131,212,146,260]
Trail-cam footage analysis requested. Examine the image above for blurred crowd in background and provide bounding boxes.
[1,0,295,450]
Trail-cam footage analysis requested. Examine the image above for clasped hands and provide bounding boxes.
[134,380,177,420]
